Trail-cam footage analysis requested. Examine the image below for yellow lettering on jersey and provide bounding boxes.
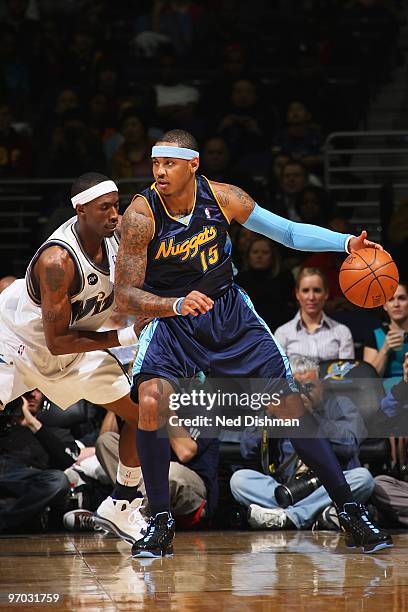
[155,226,217,262]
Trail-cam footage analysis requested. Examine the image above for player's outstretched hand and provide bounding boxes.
[180,291,214,316]
[348,230,384,252]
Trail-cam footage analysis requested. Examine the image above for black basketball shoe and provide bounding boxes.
[338,503,393,554]
[131,511,175,558]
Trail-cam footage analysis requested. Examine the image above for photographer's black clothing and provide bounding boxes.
[0,418,78,533]
[0,424,79,471]
[0,425,49,470]
[0,457,69,533]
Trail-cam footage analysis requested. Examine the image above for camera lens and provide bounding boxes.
[275,473,321,508]
[274,484,293,508]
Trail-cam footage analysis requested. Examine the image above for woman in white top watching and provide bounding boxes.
[274,267,355,362]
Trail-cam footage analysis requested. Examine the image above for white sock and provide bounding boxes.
[116,461,142,487]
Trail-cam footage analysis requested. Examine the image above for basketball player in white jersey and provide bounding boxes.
[0,173,145,543]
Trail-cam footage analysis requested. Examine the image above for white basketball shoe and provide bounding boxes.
[94,496,148,544]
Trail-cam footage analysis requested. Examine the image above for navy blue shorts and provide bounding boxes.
[131,285,296,400]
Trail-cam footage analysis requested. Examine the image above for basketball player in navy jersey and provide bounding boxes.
[115,130,392,557]
[0,173,146,543]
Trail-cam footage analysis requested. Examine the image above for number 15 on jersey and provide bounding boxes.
[200,245,219,272]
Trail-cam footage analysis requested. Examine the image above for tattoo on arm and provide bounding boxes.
[228,185,255,213]
[215,184,255,222]
[115,207,176,317]
[42,310,65,323]
[45,265,65,291]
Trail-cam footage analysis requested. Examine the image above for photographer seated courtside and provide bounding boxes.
[229,355,374,530]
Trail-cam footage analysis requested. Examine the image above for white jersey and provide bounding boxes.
[0,216,119,378]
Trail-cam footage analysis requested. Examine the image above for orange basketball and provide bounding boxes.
[339,248,399,308]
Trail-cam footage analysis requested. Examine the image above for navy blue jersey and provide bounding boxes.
[137,175,233,299]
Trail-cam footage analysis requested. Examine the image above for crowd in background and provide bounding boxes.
[0,0,408,535]
[0,0,406,278]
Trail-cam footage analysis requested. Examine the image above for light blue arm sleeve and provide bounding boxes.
[243,204,352,252]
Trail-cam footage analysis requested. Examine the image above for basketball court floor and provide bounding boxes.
[1,530,407,611]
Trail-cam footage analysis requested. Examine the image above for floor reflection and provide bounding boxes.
[0,530,407,611]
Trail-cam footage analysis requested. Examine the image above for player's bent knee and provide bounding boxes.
[139,393,160,415]
[139,391,170,429]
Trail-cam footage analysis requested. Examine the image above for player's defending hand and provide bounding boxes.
[180,291,214,316]
[348,230,384,252]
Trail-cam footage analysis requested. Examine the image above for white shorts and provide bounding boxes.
[0,341,131,409]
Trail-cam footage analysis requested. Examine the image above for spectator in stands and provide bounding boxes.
[0,102,32,177]
[53,88,81,122]
[96,411,219,529]
[153,52,200,128]
[0,392,71,533]
[268,152,291,196]
[29,18,65,103]
[364,282,408,391]
[274,100,324,175]
[135,0,206,60]
[364,281,408,475]
[236,238,295,330]
[199,41,253,119]
[0,275,16,293]
[294,186,333,226]
[79,0,110,44]
[0,27,31,116]
[200,135,258,196]
[344,0,399,82]
[388,196,408,247]
[374,352,408,520]
[46,108,106,177]
[274,268,355,361]
[110,110,151,179]
[0,0,39,62]
[230,355,372,530]
[93,63,121,104]
[217,77,275,158]
[271,159,313,220]
[63,27,104,97]
[86,92,117,145]
[232,225,259,271]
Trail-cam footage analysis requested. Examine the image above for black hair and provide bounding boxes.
[398,279,408,294]
[71,172,111,197]
[280,158,308,179]
[157,129,198,150]
[119,107,147,130]
[294,185,334,219]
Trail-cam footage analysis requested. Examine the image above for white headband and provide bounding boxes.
[71,180,118,208]
[151,145,199,160]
